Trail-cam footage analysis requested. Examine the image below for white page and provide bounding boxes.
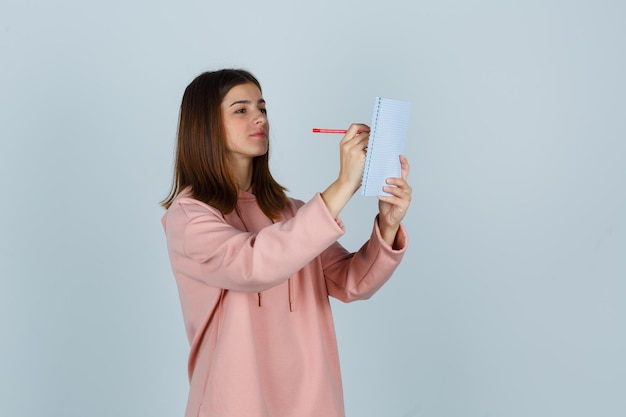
[361,97,411,196]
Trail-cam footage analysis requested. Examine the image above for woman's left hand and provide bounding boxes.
[377,155,412,247]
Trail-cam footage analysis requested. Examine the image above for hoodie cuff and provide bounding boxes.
[311,192,346,232]
[373,215,408,253]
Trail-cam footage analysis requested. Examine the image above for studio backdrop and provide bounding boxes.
[1,1,624,416]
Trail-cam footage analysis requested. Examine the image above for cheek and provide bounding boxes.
[224,119,245,135]
[223,121,240,143]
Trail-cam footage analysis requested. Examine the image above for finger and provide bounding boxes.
[399,155,410,180]
[377,193,409,213]
[355,134,369,151]
[350,123,370,134]
[342,123,370,141]
[382,185,411,203]
[383,178,412,201]
[344,133,369,154]
[351,131,370,147]
[385,177,412,194]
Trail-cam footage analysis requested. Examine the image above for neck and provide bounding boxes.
[231,156,253,191]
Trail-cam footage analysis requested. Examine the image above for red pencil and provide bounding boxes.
[312,128,347,134]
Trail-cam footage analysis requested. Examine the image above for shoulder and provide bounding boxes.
[289,196,305,209]
[164,192,225,229]
[281,196,305,218]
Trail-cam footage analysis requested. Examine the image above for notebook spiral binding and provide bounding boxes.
[362,97,382,193]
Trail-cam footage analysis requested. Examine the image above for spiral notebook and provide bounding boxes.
[361,97,411,196]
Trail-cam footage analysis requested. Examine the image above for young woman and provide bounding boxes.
[161,69,411,417]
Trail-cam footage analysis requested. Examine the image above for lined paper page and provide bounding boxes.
[361,97,411,196]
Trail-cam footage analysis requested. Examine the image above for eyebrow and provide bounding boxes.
[228,98,266,107]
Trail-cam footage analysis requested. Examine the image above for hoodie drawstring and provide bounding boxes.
[234,204,294,312]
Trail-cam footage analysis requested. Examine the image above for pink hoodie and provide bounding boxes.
[162,189,407,417]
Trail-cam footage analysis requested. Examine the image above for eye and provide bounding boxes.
[234,108,246,114]
[260,108,267,115]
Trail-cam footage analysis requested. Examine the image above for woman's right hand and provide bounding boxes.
[320,123,370,219]
[337,123,370,193]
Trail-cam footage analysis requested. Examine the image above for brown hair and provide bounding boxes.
[161,69,288,219]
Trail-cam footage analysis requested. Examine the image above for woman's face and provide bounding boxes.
[221,82,269,162]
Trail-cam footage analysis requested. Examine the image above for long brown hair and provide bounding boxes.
[161,69,288,219]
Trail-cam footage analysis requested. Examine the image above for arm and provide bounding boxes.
[322,155,412,301]
[321,217,408,303]
[321,123,370,219]
[164,193,344,292]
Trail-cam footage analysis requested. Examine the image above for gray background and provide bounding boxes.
[1,1,624,416]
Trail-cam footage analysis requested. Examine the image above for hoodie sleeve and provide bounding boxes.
[321,216,408,302]
[163,193,345,293]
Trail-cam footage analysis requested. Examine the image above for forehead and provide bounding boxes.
[222,83,262,103]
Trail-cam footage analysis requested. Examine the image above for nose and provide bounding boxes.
[254,110,267,125]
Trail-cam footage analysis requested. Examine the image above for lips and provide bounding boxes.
[250,131,267,138]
